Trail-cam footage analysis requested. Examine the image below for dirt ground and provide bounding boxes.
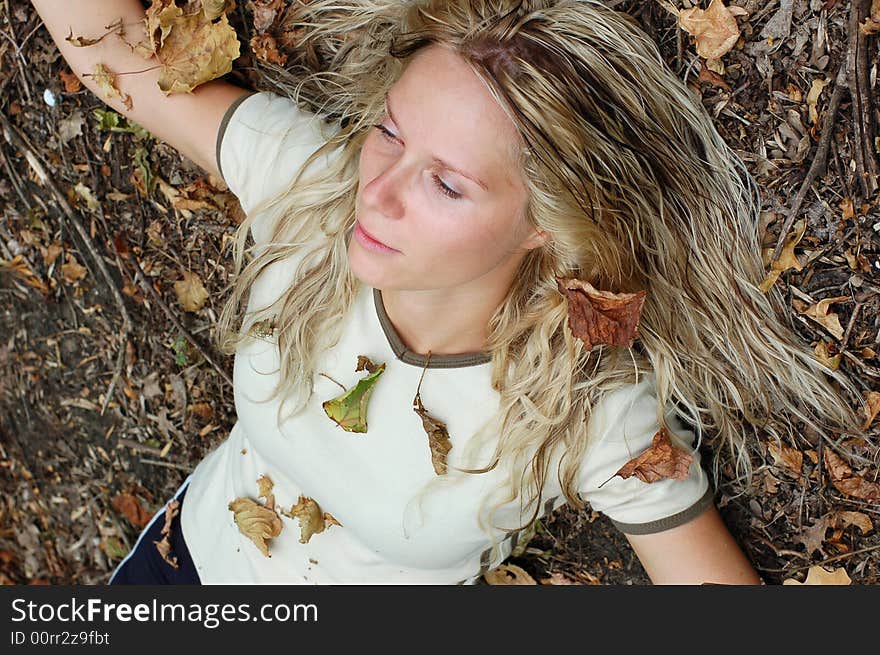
[1,1,879,586]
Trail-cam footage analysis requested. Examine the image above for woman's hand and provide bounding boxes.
[29,0,250,180]
[623,504,764,585]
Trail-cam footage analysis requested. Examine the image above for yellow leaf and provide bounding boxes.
[173,270,209,312]
[284,495,329,544]
[156,11,240,94]
[227,497,283,557]
[806,78,830,125]
[782,565,851,586]
[758,219,806,292]
[678,0,743,60]
[74,182,100,212]
[87,63,133,111]
[483,564,537,585]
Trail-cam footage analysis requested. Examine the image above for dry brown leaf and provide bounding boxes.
[251,0,285,32]
[767,441,803,476]
[483,563,537,585]
[612,426,693,484]
[678,0,745,60]
[250,33,288,66]
[412,352,453,475]
[861,390,880,430]
[782,565,851,586]
[59,69,82,93]
[173,270,209,312]
[0,255,50,295]
[794,515,830,555]
[228,497,283,557]
[861,0,880,34]
[823,449,880,502]
[539,571,581,585]
[759,218,805,291]
[256,474,275,509]
[832,511,873,535]
[201,0,231,21]
[323,512,342,527]
[152,498,180,569]
[796,296,848,340]
[111,492,153,528]
[61,253,88,285]
[86,63,133,111]
[155,10,240,94]
[286,495,328,544]
[556,277,646,350]
[812,341,841,371]
[806,78,830,125]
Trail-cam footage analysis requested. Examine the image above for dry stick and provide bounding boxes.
[126,252,233,389]
[847,0,880,201]
[769,64,848,263]
[0,109,134,410]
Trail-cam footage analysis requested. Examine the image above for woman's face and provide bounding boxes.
[350,44,545,292]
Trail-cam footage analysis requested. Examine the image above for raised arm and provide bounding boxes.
[30,0,251,180]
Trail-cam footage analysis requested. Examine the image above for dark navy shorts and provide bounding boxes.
[108,474,201,585]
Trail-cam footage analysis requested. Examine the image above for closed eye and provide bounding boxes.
[372,124,462,200]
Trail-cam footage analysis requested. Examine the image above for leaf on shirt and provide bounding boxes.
[152,498,180,570]
[823,449,880,501]
[228,497,284,557]
[322,356,386,433]
[609,426,693,485]
[556,277,646,350]
[84,64,133,111]
[412,351,453,475]
[256,473,275,509]
[281,495,340,544]
[782,565,851,586]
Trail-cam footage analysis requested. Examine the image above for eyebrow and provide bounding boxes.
[384,93,489,192]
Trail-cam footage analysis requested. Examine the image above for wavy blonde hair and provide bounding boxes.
[215,0,869,557]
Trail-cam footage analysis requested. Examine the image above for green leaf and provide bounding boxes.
[322,360,386,433]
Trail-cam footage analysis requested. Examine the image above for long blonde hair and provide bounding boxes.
[215,0,868,551]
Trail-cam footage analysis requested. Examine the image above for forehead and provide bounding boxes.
[387,45,524,190]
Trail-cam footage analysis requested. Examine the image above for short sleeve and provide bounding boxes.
[577,376,713,535]
[215,90,342,244]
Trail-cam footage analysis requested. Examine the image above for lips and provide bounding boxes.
[356,221,396,250]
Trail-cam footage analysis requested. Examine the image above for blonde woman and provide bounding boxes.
[33,0,866,585]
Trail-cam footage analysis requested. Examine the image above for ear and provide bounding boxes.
[522,227,549,251]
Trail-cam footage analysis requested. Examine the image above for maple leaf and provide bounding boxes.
[201,0,232,21]
[677,0,746,60]
[85,63,133,111]
[228,497,283,557]
[284,495,330,544]
[611,426,693,484]
[782,565,851,586]
[823,449,880,502]
[322,357,386,432]
[155,10,240,94]
[111,492,153,528]
[412,351,453,475]
[173,270,209,312]
[556,277,646,350]
[483,564,537,585]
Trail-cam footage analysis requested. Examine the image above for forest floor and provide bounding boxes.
[1,0,879,586]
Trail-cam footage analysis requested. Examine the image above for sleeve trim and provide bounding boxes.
[215,91,258,183]
[610,485,715,535]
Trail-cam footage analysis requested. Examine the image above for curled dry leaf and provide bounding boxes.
[678,0,746,60]
[152,498,180,570]
[256,474,275,509]
[173,270,209,312]
[759,218,805,292]
[283,495,335,544]
[823,449,880,502]
[782,565,851,586]
[767,441,803,476]
[322,357,386,433]
[412,352,452,475]
[111,493,153,528]
[556,277,646,350]
[483,563,537,585]
[228,497,283,557]
[612,426,693,485]
[795,296,848,341]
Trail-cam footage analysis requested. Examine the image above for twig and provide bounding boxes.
[770,64,847,262]
[847,0,879,201]
[840,302,862,353]
[126,253,234,389]
[139,458,191,471]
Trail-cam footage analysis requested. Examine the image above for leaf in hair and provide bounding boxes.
[322,357,386,432]
[556,277,646,350]
[412,352,453,475]
[612,427,693,484]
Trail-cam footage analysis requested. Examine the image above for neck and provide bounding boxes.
[379,283,509,356]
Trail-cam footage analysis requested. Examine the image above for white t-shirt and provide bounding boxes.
[179,92,712,584]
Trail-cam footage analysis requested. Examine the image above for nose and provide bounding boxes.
[359,157,408,221]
